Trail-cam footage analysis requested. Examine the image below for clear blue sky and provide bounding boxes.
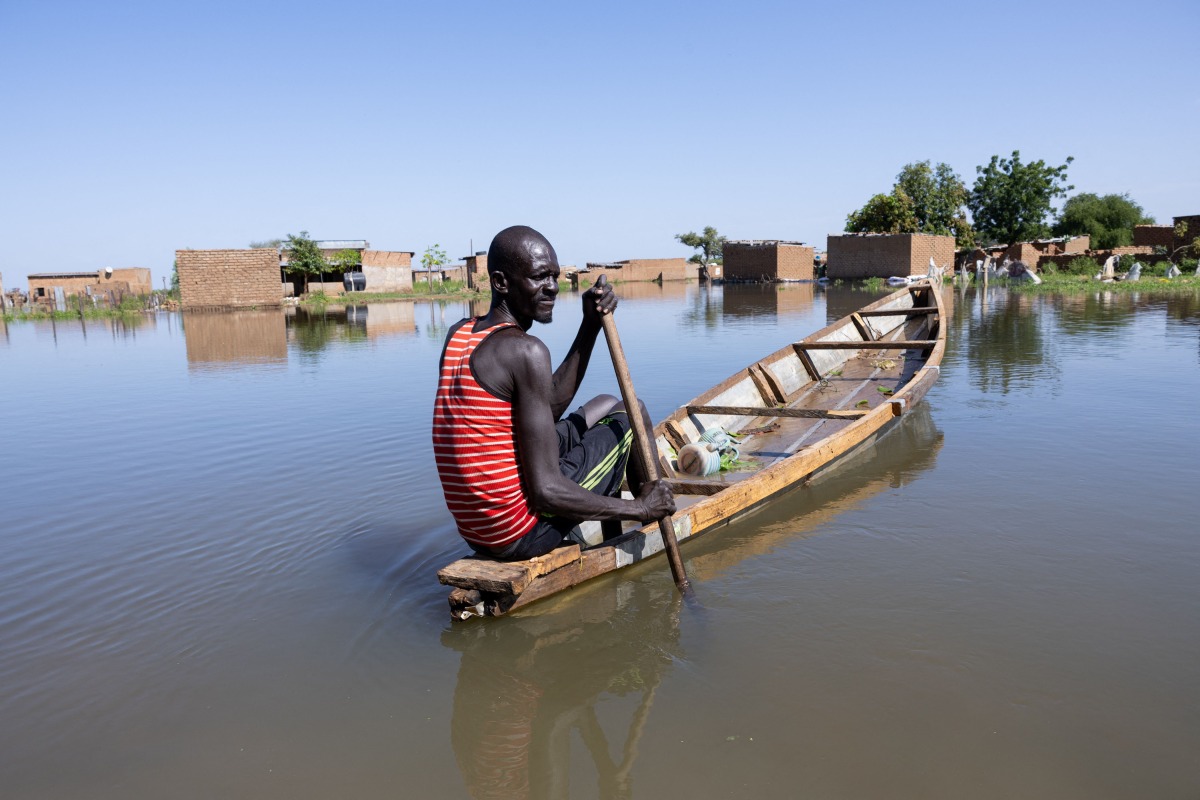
[2,0,1196,289]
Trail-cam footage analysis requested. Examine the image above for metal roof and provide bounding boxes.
[313,240,369,250]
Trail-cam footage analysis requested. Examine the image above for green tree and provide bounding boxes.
[333,248,361,270]
[1052,193,1154,249]
[675,226,726,266]
[421,244,449,289]
[284,231,328,294]
[249,238,283,249]
[968,151,1073,245]
[845,162,974,247]
[845,190,918,234]
[170,259,179,294]
[895,161,975,247]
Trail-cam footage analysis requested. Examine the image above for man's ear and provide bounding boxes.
[490,270,508,295]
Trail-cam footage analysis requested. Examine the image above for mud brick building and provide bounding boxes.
[826,233,954,279]
[1134,225,1175,249]
[27,268,152,301]
[176,249,282,309]
[582,258,691,284]
[462,252,488,289]
[723,240,814,281]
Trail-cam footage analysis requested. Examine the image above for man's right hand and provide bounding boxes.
[636,479,676,521]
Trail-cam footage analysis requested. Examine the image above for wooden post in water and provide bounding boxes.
[600,310,691,594]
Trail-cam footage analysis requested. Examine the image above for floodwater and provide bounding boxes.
[1,282,1198,799]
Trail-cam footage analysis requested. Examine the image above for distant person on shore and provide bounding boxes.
[432,225,674,560]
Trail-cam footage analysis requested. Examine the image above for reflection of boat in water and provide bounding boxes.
[442,407,942,798]
[442,580,682,799]
[440,283,945,618]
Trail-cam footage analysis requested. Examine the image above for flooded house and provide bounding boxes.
[176,241,415,310]
[580,258,691,284]
[27,267,152,305]
[826,232,954,279]
[722,240,815,282]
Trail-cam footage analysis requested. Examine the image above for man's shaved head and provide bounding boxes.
[488,226,556,278]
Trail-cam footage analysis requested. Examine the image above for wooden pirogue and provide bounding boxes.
[438,281,946,619]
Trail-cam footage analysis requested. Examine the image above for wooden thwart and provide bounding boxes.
[687,405,867,420]
[663,478,728,496]
[796,340,937,350]
[858,307,938,317]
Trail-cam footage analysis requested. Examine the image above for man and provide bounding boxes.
[433,225,675,561]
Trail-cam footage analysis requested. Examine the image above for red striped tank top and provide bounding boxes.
[432,319,538,548]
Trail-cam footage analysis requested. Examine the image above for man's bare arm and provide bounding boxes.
[511,335,673,522]
[547,278,617,419]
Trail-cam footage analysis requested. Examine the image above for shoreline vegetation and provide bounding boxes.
[6,274,1200,323]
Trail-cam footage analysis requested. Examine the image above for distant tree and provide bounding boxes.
[895,161,975,247]
[333,248,361,271]
[968,151,1073,246]
[1052,193,1154,249]
[845,161,974,247]
[846,190,918,234]
[170,259,179,294]
[284,231,328,294]
[249,238,283,249]
[421,244,449,289]
[675,226,726,266]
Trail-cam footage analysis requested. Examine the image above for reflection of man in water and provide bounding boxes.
[432,225,673,561]
[446,585,682,799]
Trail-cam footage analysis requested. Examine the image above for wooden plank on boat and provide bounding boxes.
[858,307,937,317]
[746,366,776,406]
[664,478,728,496]
[686,405,867,420]
[792,344,822,381]
[850,312,877,341]
[795,340,937,350]
[663,420,689,451]
[438,544,582,594]
[754,363,787,404]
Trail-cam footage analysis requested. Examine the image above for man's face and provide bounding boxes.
[509,241,561,325]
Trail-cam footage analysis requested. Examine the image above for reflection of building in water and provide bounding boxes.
[823,284,883,324]
[353,302,418,338]
[444,580,682,800]
[184,310,286,369]
[721,283,815,320]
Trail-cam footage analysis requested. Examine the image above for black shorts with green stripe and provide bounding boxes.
[476,408,633,561]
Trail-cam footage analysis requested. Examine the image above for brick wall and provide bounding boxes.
[723,242,814,281]
[583,257,691,283]
[362,250,413,268]
[1133,225,1173,248]
[826,233,953,279]
[177,249,282,309]
[1060,236,1090,254]
[27,268,153,299]
[184,309,286,368]
[1173,215,1200,258]
[362,265,412,292]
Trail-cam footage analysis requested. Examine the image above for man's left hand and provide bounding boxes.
[583,274,617,327]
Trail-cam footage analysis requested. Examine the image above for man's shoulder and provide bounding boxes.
[479,324,547,359]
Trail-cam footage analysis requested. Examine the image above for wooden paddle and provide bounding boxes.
[599,309,691,594]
